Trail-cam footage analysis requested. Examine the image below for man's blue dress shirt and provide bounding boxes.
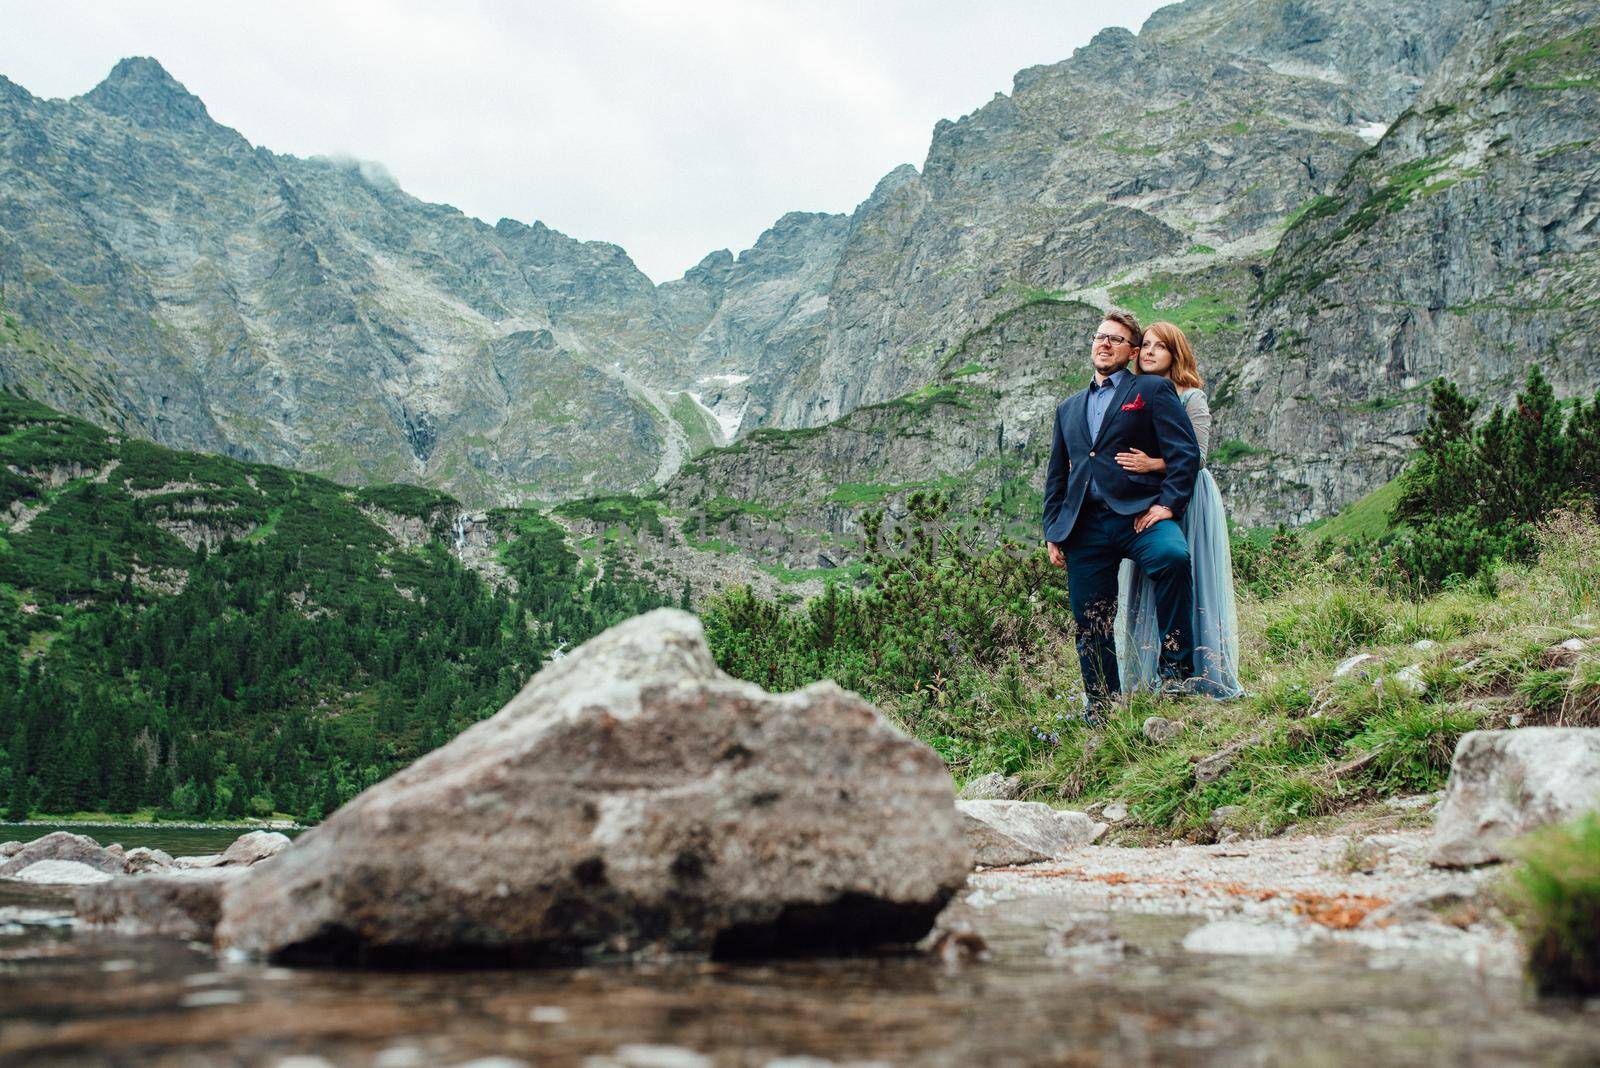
[1084,367,1129,505]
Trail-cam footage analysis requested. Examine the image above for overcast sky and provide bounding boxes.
[3,1,1169,283]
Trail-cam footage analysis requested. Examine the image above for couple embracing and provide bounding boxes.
[1042,309,1242,717]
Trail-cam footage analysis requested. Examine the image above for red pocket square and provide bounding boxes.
[1121,394,1145,412]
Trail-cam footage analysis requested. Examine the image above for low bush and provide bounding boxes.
[1505,815,1600,996]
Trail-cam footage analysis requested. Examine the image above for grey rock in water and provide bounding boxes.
[12,859,116,885]
[77,867,248,939]
[959,800,1103,867]
[0,831,124,878]
[218,831,291,867]
[1430,728,1600,866]
[0,841,22,858]
[958,773,1023,801]
[216,609,969,964]
[928,923,991,966]
[1046,917,1128,959]
[122,846,174,874]
[1182,920,1315,956]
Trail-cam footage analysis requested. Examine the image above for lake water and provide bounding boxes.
[1,881,1596,1065]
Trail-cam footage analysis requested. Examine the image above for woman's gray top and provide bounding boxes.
[1179,387,1211,464]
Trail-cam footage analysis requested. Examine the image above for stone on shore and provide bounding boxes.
[0,840,22,857]
[123,847,175,874]
[13,859,116,885]
[78,868,250,939]
[0,831,125,878]
[216,609,970,965]
[168,832,290,871]
[218,831,291,866]
[1429,728,1600,867]
[958,773,1022,801]
[172,853,224,869]
[959,800,1103,867]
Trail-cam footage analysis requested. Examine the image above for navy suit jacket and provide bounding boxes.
[1042,373,1201,546]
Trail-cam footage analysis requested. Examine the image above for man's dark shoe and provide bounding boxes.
[1068,693,1114,727]
[1156,676,1200,698]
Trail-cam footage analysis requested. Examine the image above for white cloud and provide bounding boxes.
[1,0,1168,281]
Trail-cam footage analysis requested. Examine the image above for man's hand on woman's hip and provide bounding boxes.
[1133,504,1173,534]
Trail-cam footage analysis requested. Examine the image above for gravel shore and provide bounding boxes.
[954,829,1523,976]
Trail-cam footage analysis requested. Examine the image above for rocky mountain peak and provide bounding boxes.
[80,56,213,131]
[1140,0,1481,115]
[682,248,735,282]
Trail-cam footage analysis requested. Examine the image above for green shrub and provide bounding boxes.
[1347,701,1481,793]
[1392,368,1600,587]
[1505,815,1600,996]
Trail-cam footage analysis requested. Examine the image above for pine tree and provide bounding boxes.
[5,723,29,820]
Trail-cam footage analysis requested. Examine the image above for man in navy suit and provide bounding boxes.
[1043,310,1201,712]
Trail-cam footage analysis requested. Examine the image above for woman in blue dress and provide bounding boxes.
[1112,321,1244,699]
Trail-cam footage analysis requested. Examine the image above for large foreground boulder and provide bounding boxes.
[959,800,1104,867]
[216,610,970,965]
[1429,728,1600,866]
[0,832,124,878]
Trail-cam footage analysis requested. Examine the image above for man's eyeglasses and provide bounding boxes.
[1093,332,1131,346]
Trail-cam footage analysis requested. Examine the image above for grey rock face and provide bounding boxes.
[765,14,1405,432]
[3,2,1487,518]
[663,299,1101,572]
[9,0,1568,535]
[1141,0,1480,117]
[958,800,1103,867]
[662,212,851,440]
[215,609,969,964]
[1228,0,1600,523]
[1429,727,1600,866]
[0,59,674,504]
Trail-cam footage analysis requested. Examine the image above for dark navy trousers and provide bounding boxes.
[1064,502,1194,700]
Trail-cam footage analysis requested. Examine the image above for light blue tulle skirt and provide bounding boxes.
[1115,468,1244,699]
